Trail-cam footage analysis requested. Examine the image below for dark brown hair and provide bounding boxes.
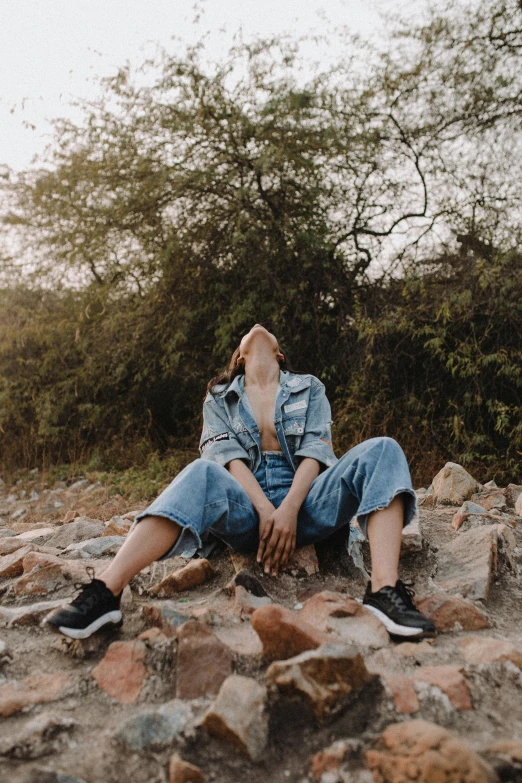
[206,345,295,394]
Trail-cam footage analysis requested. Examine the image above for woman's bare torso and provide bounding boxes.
[244,381,282,452]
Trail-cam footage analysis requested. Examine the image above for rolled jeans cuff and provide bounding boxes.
[356,486,418,538]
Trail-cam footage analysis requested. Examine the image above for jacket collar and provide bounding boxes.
[219,370,311,398]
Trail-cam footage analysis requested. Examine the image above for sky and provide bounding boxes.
[0,0,418,173]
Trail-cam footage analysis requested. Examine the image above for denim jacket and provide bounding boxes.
[199,370,338,473]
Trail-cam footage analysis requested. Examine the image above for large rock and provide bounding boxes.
[504,483,522,509]
[251,604,332,662]
[415,594,490,632]
[0,672,74,717]
[114,700,196,751]
[45,517,104,548]
[432,462,479,505]
[413,665,472,710]
[150,559,216,597]
[298,591,389,649]
[401,518,423,554]
[202,675,268,761]
[14,552,99,597]
[176,621,233,699]
[366,720,497,783]
[459,636,522,669]
[434,525,498,600]
[91,641,147,703]
[266,643,374,722]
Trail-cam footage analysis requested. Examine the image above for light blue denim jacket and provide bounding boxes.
[199,370,338,473]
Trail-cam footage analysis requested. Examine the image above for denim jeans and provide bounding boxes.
[131,436,418,561]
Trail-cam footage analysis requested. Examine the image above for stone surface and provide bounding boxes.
[0,711,75,759]
[213,624,264,657]
[102,515,132,537]
[176,621,233,699]
[452,501,490,531]
[266,643,374,721]
[14,552,98,596]
[401,518,423,553]
[0,672,74,717]
[91,640,147,703]
[310,739,354,781]
[251,604,333,662]
[142,601,190,637]
[15,527,56,542]
[169,753,207,783]
[0,544,35,578]
[298,590,389,649]
[366,720,497,783]
[413,665,472,710]
[22,770,88,783]
[283,544,319,576]
[114,700,195,751]
[415,594,490,632]
[202,674,268,761]
[432,462,479,505]
[0,598,65,627]
[234,585,272,617]
[150,558,217,597]
[45,517,104,548]
[459,636,522,669]
[434,525,498,600]
[504,483,522,509]
[65,535,124,558]
[471,490,507,511]
[385,675,420,714]
[516,493,522,517]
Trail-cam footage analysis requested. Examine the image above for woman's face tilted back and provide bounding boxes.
[238,324,284,366]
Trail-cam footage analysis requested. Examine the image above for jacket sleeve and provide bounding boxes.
[199,394,251,467]
[294,379,337,470]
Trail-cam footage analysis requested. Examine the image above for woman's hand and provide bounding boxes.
[257,505,298,576]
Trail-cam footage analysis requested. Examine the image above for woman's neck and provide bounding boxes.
[244,355,280,389]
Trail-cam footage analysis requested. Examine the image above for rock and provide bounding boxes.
[0,528,17,538]
[485,741,522,782]
[504,483,522,509]
[393,641,436,657]
[452,501,490,531]
[0,545,35,578]
[471,490,507,511]
[298,591,389,649]
[14,552,99,596]
[142,602,190,637]
[0,598,65,627]
[45,517,104,548]
[15,527,56,543]
[385,675,420,714]
[0,672,74,717]
[266,643,374,722]
[213,624,263,657]
[251,604,333,662]
[401,517,423,553]
[415,594,490,632]
[432,462,479,505]
[176,621,233,699]
[169,753,206,783]
[91,640,147,703]
[228,549,253,574]
[366,720,497,783]
[516,493,522,517]
[434,525,498,600]
[413,665,472,710]
[64,535,124,558]
[310,739,356,781]
[150,558,216,597]
[459,636,522,669]
[202,674,268,761]
[103,516,132,537]
[234,585,272,617]
[114,699,195,751]
[137,627,169,643]
[22,770,88,783]
[283,544,319,576]
[225,568,270,598]
[0,711,75,759]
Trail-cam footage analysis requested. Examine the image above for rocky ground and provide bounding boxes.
[1,463,522,783]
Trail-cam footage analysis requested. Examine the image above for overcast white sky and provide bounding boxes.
[0,0,421,173]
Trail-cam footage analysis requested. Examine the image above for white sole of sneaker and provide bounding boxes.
[55,610,123,640]
[364,605,425,637]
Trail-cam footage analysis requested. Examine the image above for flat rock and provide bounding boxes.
[471,490,507,511]
[434,525,498,600]
[213,624,263,657]
[366,719,497,783]
[65,535,124,558]
[14,552,100,596]
[150,558,216,597]
[266,643,374,722]
[415,594,490,632]
[202,674,268,761]
[459,636,522,669]
[176,621,233,699]
[114,699,196,751]
[298,591,389,649]
[0,672,75,717]
[45,517,104,549]
[432,462,479,505]
[91,640,147,703]
[14,527,56,543]
[251,604,333,662]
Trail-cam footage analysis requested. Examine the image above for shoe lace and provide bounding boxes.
[70,566,107,615]
[394,579,417,611]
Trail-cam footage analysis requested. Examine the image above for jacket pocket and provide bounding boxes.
[283,416,305,452]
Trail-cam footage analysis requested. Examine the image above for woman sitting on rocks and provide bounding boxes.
[45,324,435,640]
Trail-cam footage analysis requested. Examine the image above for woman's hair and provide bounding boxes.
[206,345,295,394]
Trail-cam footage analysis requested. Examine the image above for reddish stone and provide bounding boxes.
[486,740,522,762]
[14,552,98,596]
[415,594,490,632]
[0,545,34,578]
[0,538,39,556]
[393,641,435,657]
[283,544,319,576]
[137,627,169,643]
[459,636,522,669]
[414,665,472,710]
[150,559,216,597]
[169,754,206,783]
[299,590,389,648]
[366,720,496,783]
[91,640,147,703]
[0,672,73,717]
[385,675,420,714]
[310,740,353,781]
[471,490,506,511]
[176,621,233,699]
[251,604,332,662]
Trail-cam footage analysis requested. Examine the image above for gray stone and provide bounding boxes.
[0,711,75,759]
[68,479,90,492]
[45,517,104,549]
[0,528,17,538]
[435,525,498,600]
[401,518,423,554]
[64,535,124,558]
[114,699,195,751]
[504,483,522,509]
[432,462,479,505]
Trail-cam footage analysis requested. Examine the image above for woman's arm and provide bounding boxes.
[227,458,275,518]
[260,457,321,576]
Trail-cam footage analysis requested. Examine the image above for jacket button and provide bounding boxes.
[297,428,303,434]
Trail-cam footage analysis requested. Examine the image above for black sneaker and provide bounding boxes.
[363,579,436,638]
[43,567,123,639]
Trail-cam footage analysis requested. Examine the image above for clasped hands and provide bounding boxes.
[256,501,298,576]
